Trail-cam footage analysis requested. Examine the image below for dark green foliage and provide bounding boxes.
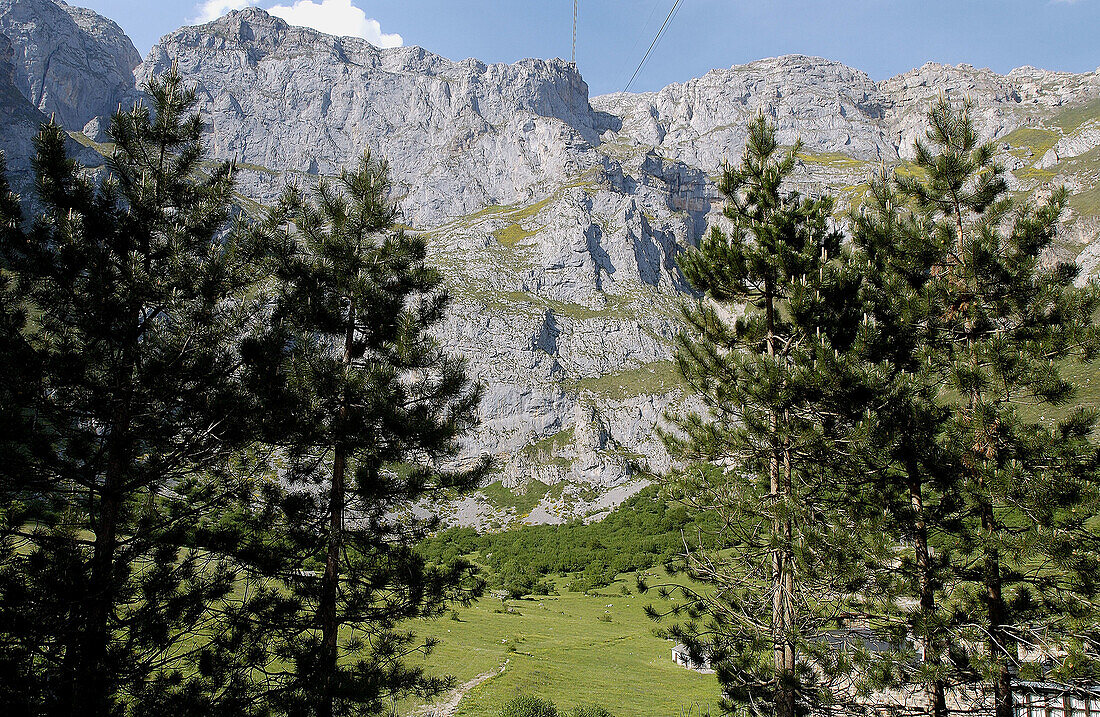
[657,115,884,717]
[231,151,489,717]
[0,69,267,716]
[417,486,714,592]
[0,152,41,491]
[839,166,959,716]
[839,97,1100,717]
[500,694,559,717]
[900,98,1100,717]
[497,561,557,598]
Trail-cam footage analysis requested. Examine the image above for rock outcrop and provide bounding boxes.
[0,31,97,199]
[595,56,1100,168]
[0,31,50,193]
[595,55,895,169]
[127,9,710,522]
[0,0,139,128]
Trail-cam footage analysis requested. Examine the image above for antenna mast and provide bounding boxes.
[572,0,577,65]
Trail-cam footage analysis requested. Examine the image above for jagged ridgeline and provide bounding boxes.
[4,0,1100,526]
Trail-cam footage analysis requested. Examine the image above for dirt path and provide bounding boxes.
[408,658,510,717]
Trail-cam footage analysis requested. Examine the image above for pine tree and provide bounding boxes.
[888,97,1100,716]
[240,151,488,717]
[0,150,53,714]
[843,169,958,716]
[0,70,269,716]
[658,115,878,717]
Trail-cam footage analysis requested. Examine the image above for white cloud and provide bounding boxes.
[194,0,250,23]
[267,0,403,47]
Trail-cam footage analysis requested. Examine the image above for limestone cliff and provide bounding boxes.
[0,0,140,129]
[5,3,1100,526]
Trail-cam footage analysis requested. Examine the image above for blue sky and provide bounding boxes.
[79,0,1100,96]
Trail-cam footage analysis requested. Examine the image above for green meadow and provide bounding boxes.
[404,573,720,717]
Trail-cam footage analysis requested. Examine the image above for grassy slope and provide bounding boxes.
[568,360,687,400]
[405,573,719,717]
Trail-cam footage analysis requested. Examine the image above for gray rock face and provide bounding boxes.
[129,9,710,522]
[0,0,139,128]
[137,8,599,224]
[127,13,1100,524]
[879,63,1100,160]
[0,31,98,200]
[8,3,1100,525]
[596,55,895,168]
[594,55,1100,167]
[0,31,50,193]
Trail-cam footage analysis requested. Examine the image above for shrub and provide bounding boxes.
[501,694,559,717]
[571,705,613,717]
[497,561,557,598]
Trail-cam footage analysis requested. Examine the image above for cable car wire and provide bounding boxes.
[623,0,685,93]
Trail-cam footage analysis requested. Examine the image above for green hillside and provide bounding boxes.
[403,571,719,717]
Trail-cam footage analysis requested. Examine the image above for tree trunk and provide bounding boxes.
[904,459,947,717]
[777,441,797,717]
[318,300,355,717]
[954,205,965,252]
[318,445,346,717]
[968,332,1012,717]
[982,500,1014,717]
[69,361,133,717]
[766,287,796,717]
[70,484,122,717]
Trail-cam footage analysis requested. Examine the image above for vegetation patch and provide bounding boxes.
[568,360,687,400]
[400,570,719,717]
[836,183,873,216]
[1001,126,1059,159]
[892,161,927,181]
[1061,145,1100,174]
[1068,185,1100,218]
[796,151,868,170]
[518,428,577,469]
[1053,97,1100,134]
[235,161,280,175]
[494,222,540,247]
[1013,166,1056,182]
[419,486,717,583]
[66,130,115,157]
[523,428,576,456]
[480,480,556,517]
[487,288,676,323]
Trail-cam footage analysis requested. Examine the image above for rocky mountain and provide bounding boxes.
[135,7,605,223]
[0,31,49,191]
[4,2,1100,527]
[0,28,98,199]
[0,0,140,129]
[128,9,710,528]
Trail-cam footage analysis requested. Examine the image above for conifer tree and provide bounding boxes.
[659,115,877,717]
[0,70,268,716]
[0,152,40,490]
[903,98,1100,717]
[0,151,51,714]
[865,97,1100,716]
[843,170,957,716]
[241,151,488,717]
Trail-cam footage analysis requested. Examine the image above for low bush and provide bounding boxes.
[501,694,559,717]
[571,706,613,717]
